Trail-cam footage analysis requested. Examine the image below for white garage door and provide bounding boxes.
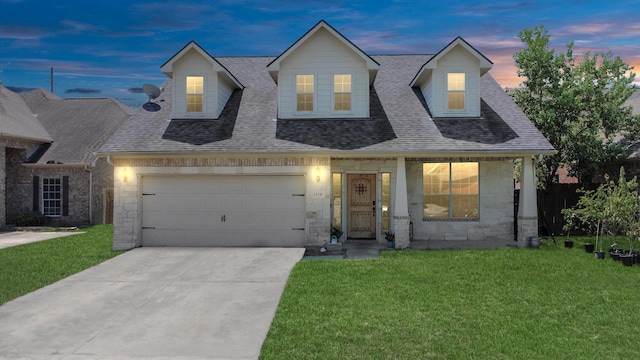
[141,175,306,247]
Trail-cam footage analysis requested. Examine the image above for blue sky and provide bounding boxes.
[1,0,639,109]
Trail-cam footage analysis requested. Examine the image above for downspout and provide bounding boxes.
[85,162,93,224]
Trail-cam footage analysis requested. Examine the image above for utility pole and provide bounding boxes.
[50,68,54,93]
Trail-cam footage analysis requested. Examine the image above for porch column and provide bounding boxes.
[517,156,538,247]
[393,156,410,249]
[0,146,5,228]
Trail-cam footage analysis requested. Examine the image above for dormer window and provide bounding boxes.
[334,74,352,112]
[447,73,465,110]
[296,75,314,112]
[186,76,204,113]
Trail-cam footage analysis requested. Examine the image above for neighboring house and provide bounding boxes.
[607,89,640,179]
[98,20,554,250]
[0,86,133,227]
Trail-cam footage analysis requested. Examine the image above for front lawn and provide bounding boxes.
[261,241,640,359]
[0,225,124,305]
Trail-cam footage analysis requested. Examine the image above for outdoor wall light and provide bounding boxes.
[315,166,321,183]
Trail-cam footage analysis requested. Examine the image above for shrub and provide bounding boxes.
[12,209,51,227]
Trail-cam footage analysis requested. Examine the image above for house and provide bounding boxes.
[606,89,640,179]
[98,20,554,250]
[0,86,133,227]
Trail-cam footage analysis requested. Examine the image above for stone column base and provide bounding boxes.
[517,216,538,248]
[394,216,411,249]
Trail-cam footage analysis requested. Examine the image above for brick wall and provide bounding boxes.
[5,148,92,226]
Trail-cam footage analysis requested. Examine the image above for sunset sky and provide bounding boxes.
[1,0,638,108]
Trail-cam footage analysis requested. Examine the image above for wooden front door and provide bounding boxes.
[347,174,376,239]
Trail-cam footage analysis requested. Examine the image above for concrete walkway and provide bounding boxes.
[0,247,304,359]
[0,230,82,249]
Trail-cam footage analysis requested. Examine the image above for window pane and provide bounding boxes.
[448,92,465,110]
[332,173,342,230]
[186,76,203,94]
[451,195,478,218]
[423,163,449,195]
[448,73,465,91]
[334,74,351,92]
[382,173,390,231]
[42,177,62,217]
[334,93,351,111]
[424,195,449,218]
[187,95,203,112]
[423,162,478,219]
[451,162,478,195]
[297,94,313,112]
[296,75,314,93]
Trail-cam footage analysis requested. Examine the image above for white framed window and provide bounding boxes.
[334,74,352,112]
[296,74,314,112]
[447,73,465,110]
[186,76,204,113]
[423,162,478,219]
[42,177,62,216]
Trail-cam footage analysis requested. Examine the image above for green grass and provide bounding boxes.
[0,225,124,305]
[261,240,640,359]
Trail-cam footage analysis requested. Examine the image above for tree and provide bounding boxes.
[511,25,639,188]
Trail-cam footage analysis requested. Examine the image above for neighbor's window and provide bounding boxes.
[296,75,314,112]
[381,172,390,231]
[447,73,465,110]
[42,178,62,216]
[332,173,342,230]
[186,76,204,112]
[334,74,351,111]
[423,162,478,219]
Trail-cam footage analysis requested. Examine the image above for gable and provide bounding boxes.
[267,20,379,85]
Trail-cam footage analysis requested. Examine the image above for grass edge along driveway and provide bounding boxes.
[0,225,124,306]
[260,241,640,360]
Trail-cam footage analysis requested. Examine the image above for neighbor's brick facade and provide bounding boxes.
[4,147,114,226]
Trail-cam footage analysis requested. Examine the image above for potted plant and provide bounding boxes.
[385,231,395,248]
[330,226,343,244]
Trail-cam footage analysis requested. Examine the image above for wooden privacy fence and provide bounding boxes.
[515,183,598,238]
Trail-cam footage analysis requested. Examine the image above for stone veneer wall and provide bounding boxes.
[5,148,91,226]
[407,158,515,242]
[111,156,331,250]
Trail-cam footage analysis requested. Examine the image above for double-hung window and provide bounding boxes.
[423,162,478,219]
[186,76,204,113]
[447,73,465,110]
[296,75,314,112]
[42,178,62,216]
[334,74,351,111]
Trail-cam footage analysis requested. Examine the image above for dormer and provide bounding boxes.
[161,41,243,119]
[267,20,379,119]
[410,37,492,118]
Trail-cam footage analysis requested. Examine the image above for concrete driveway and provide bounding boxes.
[0,247,304,359]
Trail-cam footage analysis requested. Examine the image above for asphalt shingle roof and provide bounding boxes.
[99,55,554,156]
[0,85,52,143]
[21,88,133,164]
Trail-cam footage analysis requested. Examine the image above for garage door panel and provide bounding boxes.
[142,175,305,247]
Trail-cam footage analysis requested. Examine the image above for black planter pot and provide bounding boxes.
[564,240,574,248]
[611,252,621,261]
[620,255,634,267]
[584,243,595,253]
[595,251,605,259]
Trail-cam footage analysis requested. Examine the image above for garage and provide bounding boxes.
[141,175,306,247]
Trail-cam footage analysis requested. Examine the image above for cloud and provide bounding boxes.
[126,87,144,93]
[5,86,35,93]
[65,88,101,94]
[0,25,50,40]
